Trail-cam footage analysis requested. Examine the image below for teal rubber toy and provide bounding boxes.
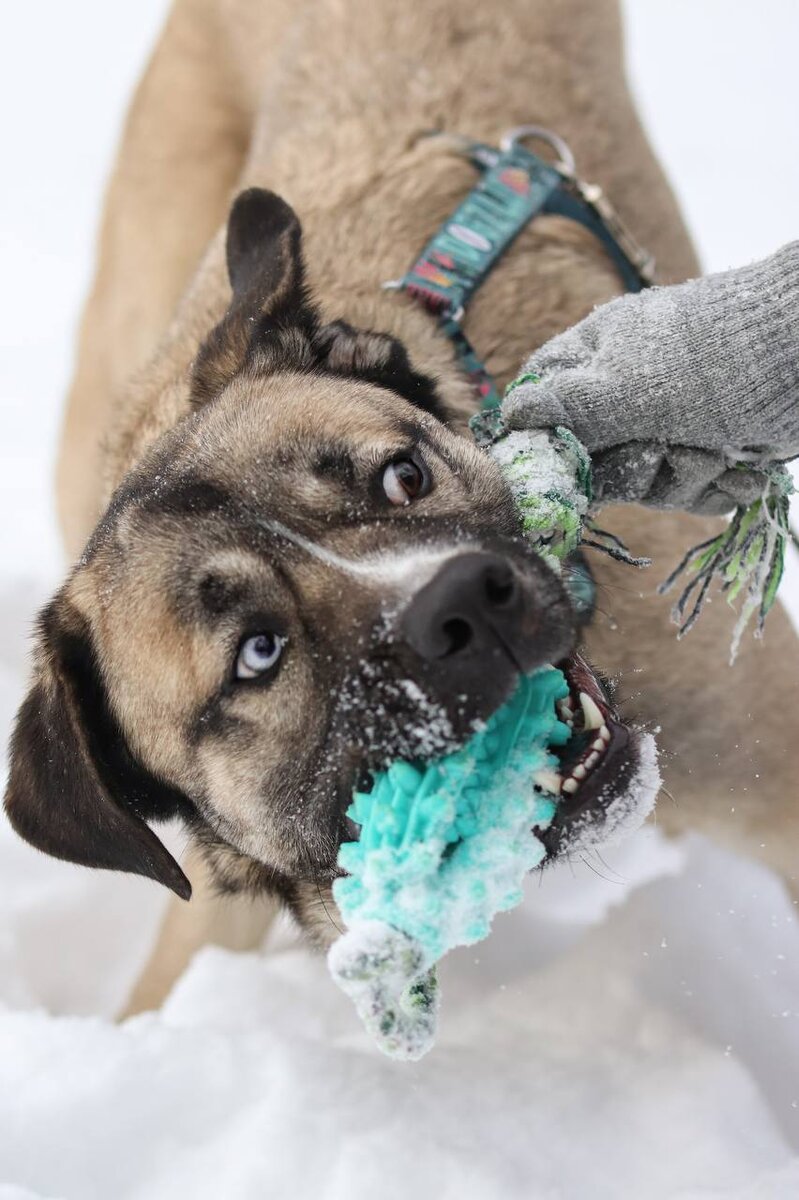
[328,667,572,1060]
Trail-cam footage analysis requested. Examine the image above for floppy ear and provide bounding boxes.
[3,596,192,900]
[314,320,445,418]
[191,188,318,404]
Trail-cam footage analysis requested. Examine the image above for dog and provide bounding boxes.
[5,0,799,1015]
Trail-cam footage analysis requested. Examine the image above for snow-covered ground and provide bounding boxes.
[1,3,798,1197]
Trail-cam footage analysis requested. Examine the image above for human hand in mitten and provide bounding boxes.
[503,241,799,514]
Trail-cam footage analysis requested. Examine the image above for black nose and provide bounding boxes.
[401,552,525,661]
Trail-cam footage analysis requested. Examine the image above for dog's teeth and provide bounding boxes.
[557,698,574,719]
[562,778,580,795]
[533,769,562,795]
[585,752,600,769]
[591,738,606,752]
[600,724,611,743]
[573,764,587,780]
[579,692,604,731]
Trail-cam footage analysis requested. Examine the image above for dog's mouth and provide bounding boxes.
[538,650,659,859]
[338,647,659,863]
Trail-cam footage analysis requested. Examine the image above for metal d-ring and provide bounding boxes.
[499,125,576,176]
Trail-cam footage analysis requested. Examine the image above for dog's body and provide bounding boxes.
[11,0,799,1012]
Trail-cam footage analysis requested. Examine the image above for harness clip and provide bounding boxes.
[573,179,656,284]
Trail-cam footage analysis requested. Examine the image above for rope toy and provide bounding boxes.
[658,469,794,661]
[495,374,794,658]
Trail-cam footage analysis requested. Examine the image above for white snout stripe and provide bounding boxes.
[259,517,470,598]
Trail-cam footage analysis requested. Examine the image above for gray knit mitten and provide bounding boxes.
[503,241,799,514]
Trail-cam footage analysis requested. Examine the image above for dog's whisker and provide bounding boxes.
[594,848,625,881]
[301,841,344,936]
[659,784,679,807]
[579,854,621,885]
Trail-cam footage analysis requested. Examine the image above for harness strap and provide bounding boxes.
[544,185,650,295]
[387,128,655,408]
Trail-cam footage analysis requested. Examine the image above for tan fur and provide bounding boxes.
[49,0,799,1010]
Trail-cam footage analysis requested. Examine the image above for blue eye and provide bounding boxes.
[235,633,286,680]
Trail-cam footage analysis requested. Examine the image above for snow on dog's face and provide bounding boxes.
[2,191,651,923]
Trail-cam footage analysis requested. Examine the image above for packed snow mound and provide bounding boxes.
[0,931,793,1200]
[2,812,799,1198]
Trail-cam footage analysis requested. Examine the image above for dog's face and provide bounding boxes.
[4,191,653,910]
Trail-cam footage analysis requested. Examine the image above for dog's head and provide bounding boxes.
[4,190,652,908]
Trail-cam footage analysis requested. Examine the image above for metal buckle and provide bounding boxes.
[573,179,656,284]
[499,125,576,177]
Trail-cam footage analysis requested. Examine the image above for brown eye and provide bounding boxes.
[382,459,427,506]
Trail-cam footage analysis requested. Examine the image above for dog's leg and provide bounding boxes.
[121,845,279,1017]
[57,0,249,557]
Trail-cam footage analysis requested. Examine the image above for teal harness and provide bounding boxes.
[386,125,654,409]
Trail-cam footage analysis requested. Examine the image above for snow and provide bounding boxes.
[2,835,799,1200]
[1,1,799,1197]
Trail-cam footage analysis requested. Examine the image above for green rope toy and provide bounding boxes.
[658,468,794,661]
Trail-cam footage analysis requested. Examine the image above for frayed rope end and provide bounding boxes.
[658,470,794,661]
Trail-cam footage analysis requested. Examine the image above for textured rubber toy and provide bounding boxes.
[329,667,571,1060]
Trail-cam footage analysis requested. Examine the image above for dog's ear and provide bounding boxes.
[192,189,445,417]
[3,594,192,900]
[191,188,318,405]
[314,320,445,418]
